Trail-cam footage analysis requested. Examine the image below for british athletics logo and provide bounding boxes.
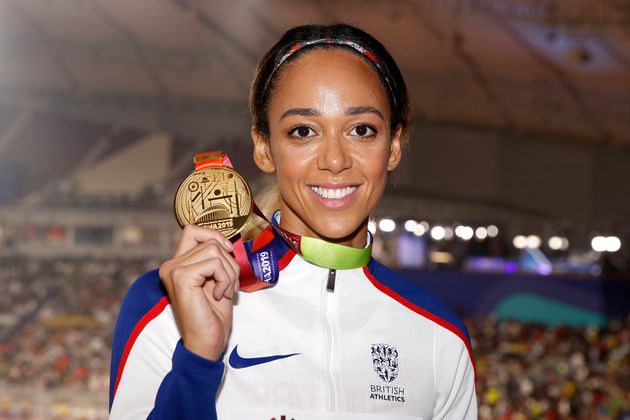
[369,343,405,403]
[371,343,399,383]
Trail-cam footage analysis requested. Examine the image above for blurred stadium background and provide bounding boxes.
[0,0,629,418]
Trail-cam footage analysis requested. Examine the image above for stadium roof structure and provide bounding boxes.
[0,0,629,227]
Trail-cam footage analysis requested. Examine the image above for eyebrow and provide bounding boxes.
[345,106,384,121]
[279,106,385,122]
[279,108,320,120]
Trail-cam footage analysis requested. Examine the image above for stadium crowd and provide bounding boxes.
[0,257,628,419]
[0,257,156,419]
[472,317,630,419]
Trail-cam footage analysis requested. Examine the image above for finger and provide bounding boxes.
[164,242,239,301]
[159,261,177,297]
[177,243,238,298]
[225,251,241,293]
[224,254,240,296]
[175,239,236,270]
[175,224,233,257]
[205,281,234,317]
[172,259,234,299]
[209,257,237,300]
[200,280,234,322]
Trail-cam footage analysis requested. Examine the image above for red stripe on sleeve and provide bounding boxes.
[112,296,170,399]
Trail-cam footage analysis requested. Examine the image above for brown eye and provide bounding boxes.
[297,126,311,137]
[350,124,377,138]
[288,125,317,139]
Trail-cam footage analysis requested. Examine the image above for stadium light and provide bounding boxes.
[593,236,621,252]
[526,235,541,249]
[513,235,527,249]
[607,236,621,252]
[443,226,454,240]
[378,218,396,233]
[591,236,606,252]
[549,236,570,251]
[413,223,427,237]
[487,225,499,238]
[548,236,563,250]
[475,227,488,240]
[455,225,474,241]
[430,226,446,240]
[461,226,474,241]
[404,219,417,232]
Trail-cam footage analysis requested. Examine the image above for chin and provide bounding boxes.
[313,218,366,244]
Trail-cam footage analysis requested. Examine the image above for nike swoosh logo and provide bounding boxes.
[228,345,300,369]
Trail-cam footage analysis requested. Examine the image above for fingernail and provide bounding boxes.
[234,282,239,294]
[224,239,233,250]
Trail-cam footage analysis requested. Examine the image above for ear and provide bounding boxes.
[387,126,403,171]
[252,126,276,173]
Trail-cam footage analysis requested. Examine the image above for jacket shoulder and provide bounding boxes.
[364,259,471,346]
[124,268,168,308]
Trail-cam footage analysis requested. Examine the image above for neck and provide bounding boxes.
[318,223,370,248]
[278,207,369,249]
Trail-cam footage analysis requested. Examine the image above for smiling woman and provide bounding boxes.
[252,48,402,247]
[109,24,477,420]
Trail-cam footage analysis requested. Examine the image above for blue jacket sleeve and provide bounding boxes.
[148,340,224,420]
[109,270,225,419]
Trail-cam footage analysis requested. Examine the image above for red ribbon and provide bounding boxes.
[192,152,271,292]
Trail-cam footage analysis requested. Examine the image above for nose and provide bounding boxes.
[317,132,352,174]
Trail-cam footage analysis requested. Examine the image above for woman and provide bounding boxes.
[109,24,476,419]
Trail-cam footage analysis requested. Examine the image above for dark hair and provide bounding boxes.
[249,24,411,145]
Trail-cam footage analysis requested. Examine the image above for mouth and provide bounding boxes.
[308,185,358,200]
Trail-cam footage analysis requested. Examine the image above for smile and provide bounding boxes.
[309,185,357,199]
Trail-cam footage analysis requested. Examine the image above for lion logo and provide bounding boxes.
[371,343,399,383]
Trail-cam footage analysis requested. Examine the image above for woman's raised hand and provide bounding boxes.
[159,224,240,360]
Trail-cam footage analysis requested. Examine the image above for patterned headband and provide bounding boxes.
[262,38,397,108]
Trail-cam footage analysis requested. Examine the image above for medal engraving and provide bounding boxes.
[174,167,252,238]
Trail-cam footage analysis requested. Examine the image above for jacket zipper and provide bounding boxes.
[326,269,336,292]
[321,268,336,410]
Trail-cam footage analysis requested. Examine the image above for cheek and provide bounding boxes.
[358,143,391,182]
[272,149,310,194]
[368,165,389,197]
[269,136,318,180]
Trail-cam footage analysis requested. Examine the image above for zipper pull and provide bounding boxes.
[326,269,336,292]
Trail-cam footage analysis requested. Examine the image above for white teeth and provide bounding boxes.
[310,186,357,199]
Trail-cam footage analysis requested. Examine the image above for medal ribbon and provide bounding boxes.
[193,151,372,291]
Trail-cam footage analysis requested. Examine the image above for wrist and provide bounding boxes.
[183,337,224,361]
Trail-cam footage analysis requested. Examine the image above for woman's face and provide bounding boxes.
[253,48,402,247]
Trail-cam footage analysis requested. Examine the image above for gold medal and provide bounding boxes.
[174,166,252,239]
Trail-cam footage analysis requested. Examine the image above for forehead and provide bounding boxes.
[269,48,389,111]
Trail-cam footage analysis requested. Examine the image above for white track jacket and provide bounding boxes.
[109,230,477,419]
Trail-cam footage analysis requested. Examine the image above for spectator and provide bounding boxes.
[1,256,628,419]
